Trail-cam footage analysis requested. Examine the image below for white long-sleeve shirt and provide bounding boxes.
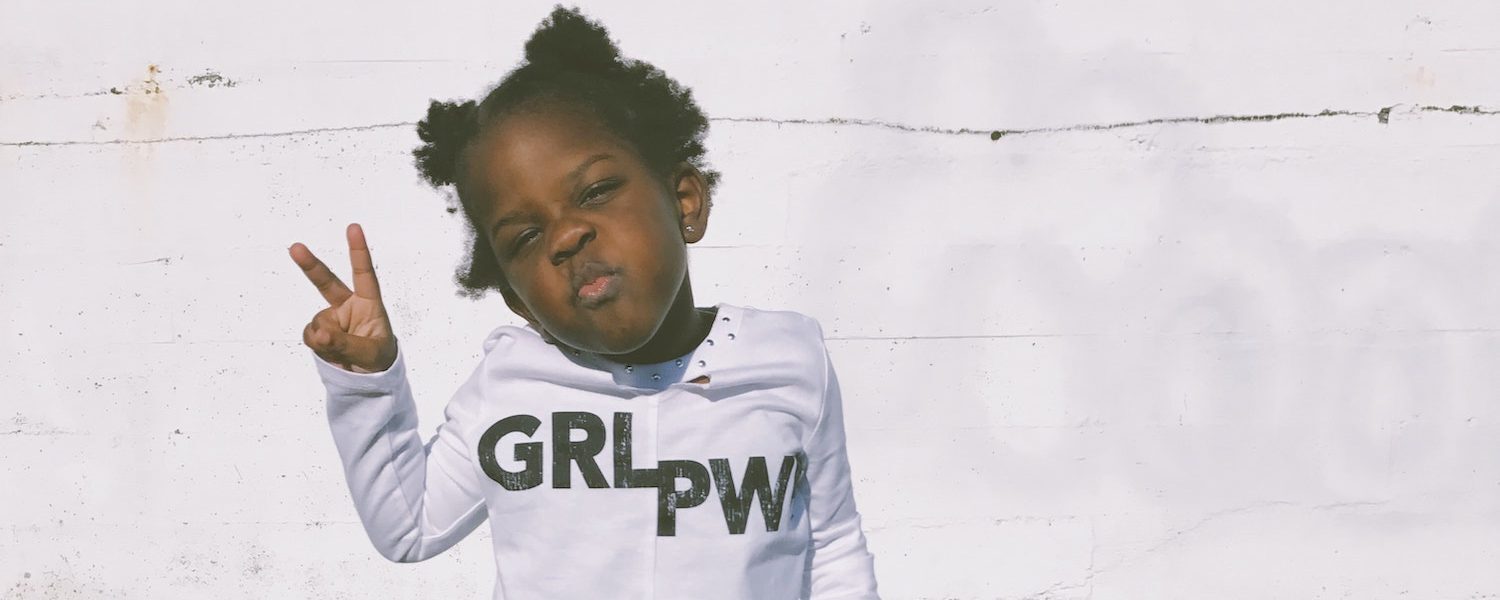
[311,302,880,599]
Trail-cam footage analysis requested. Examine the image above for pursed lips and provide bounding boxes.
[571,260,622,307]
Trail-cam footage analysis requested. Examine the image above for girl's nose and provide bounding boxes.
[548,218,596,266]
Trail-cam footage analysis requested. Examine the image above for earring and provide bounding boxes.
[685,225,695,232]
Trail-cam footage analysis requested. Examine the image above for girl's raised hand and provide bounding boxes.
[289,223,399,373]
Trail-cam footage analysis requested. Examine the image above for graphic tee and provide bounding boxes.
[312,303,880,599]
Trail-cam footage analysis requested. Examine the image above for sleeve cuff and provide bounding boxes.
[311,343,407,394]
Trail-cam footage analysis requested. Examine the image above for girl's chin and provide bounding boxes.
[554,323,657,357]
[546,299,677,357]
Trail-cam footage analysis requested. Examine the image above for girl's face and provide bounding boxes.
[460,103,708,355]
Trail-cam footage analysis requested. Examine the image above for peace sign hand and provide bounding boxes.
[289,223,399,373]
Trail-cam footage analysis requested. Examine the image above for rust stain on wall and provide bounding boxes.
[1408,65,1438,90]
[123,64,169,139]
[121,64,170,232]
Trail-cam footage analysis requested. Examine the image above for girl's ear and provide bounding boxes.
[672,163,709,243]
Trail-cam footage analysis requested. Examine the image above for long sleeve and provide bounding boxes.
[313,343,489,563]
[803,350,881,599]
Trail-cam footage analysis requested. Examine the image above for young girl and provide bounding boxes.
[288,7,879,599]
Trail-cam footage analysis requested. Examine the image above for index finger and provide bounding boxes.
[289,242,353,306]
[347,223,383,301]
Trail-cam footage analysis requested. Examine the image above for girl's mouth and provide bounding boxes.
[573,261,621,307]
[572,261,623,308]
[577,273,619,306]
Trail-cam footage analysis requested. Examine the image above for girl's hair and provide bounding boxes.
[412,5,720,300]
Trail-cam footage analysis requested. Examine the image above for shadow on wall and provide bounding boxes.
[787,0,1500,586]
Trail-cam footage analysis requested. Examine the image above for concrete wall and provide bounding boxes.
[4,1,1498,598]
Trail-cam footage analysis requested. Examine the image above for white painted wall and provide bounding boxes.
[3,1,1498,598]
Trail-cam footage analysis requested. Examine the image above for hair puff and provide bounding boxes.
[522,6,624,74]
[412,99,479,187]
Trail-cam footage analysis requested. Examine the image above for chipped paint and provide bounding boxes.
[186,70,238,88]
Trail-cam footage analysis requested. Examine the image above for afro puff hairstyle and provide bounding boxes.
[412,5,720,300]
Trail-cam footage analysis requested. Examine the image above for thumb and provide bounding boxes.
[304,320,395,373]
[325,330,394,373]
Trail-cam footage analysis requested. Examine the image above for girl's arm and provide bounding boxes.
[804,350,881,599]
[314,342,489,563]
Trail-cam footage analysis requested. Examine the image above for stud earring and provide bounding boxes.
[685,225,695,232]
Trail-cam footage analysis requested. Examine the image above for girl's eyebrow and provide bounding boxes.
[490,153,616,238]
[491,211,528,237]
[567,153,614,185]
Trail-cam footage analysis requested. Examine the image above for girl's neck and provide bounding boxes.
[601,277,714,365]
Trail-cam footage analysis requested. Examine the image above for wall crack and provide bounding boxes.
[719,103,1498,140]
[3,103,1494,147]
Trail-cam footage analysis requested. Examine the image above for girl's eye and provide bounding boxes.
[513,229,540,252]
[581,179,621,205]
